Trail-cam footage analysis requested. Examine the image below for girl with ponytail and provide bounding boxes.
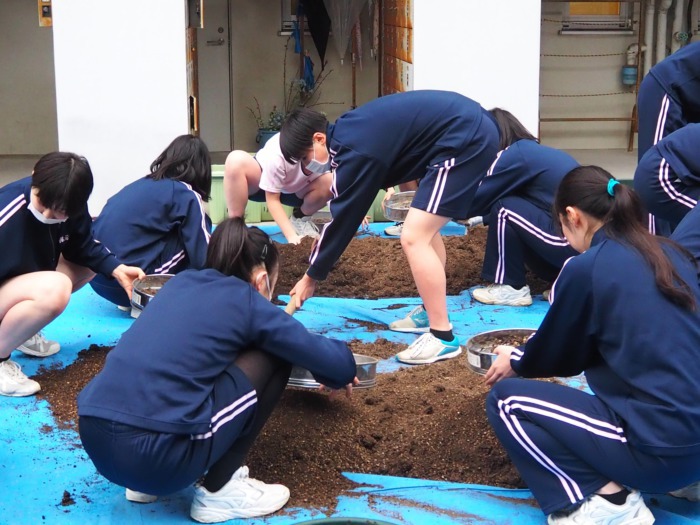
[485,166,700,524]
[77,217,356,522]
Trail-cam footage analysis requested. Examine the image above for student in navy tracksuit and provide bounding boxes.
[468,109,579,307]
[637,41,700,160]
[485,166,700,524]
[0,153,144,397]
[89,135,213,308]
[672,202,700,286]
[634,123,700,231]
[78,218,356,523]
[279,90,500,365]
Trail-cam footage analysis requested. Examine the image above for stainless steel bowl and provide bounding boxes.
[310,208,332,225]
[130,274,174,319]
[383,191,415,221]
[466,328,536,375]
[287,353,378,390]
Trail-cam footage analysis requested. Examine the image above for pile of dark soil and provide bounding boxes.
[33,225,554,511]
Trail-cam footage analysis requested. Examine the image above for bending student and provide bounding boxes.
[0,152,144,397]
[280,90,499,366]
[485,166,700,524]
[90,135,213,308]
[223,132,331,244]
[78,217,356,523]
[469,108,579,307]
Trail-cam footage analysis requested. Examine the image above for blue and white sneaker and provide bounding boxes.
[388,305,430,333]
[395,333,462,365]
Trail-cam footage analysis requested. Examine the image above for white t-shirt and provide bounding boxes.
[256,133,325,196]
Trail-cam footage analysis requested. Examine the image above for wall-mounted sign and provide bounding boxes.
[38,0,52,27]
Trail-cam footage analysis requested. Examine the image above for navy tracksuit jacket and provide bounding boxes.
[634,123,700,230]
[0,177,120,282]
[305,90,500,281]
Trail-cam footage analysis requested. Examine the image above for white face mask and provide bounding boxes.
[27,201,67,225]
[305,145,330,175]
[256,272,273,301]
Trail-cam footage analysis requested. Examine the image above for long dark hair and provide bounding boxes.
[206,217,279,284]
[554,165,696,310]
[279,107,328,163]
[149,135,212,201]
[32,152,93,216]
[489,108,538,150]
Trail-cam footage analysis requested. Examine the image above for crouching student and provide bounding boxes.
[224,132,332,244]
[469,109,579,306]
[77,217,357,523]
[485,166,700,524]
[0,152,144,397]
[90,135,213,308]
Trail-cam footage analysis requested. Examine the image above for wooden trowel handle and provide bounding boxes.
[285,300,298,315]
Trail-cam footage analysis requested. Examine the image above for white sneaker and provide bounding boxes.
[472,284,533,306]
[190,466,290,523]
[0,360,41,397]
[117,305,131,312]
[542,289,551,303]
[289,216,320,239]
[384,222,403,236]
[547,491,655,525]
[669,481,700,501]
[395,333,462,365]
[17,332,60,357]
[388,305,431,333]
[125,488,158,503]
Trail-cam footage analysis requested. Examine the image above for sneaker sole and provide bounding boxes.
[17,346,60,358]
[396,347,462,365]
[388,325,431,334]
[471,296,533,307]
[125,490,158,503]
[190,493,290,522]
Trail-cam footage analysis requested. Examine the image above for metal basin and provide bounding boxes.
[466,328,536,375]
[383,191,415,221]
[130,274,174,318]
[288,353,378,390]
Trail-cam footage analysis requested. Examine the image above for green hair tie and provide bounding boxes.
[607,179,620,197]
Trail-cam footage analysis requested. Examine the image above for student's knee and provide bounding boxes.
[37,273,73,314]
[224,150,255,179]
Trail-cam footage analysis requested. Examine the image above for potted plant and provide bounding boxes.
[248,100,286,148]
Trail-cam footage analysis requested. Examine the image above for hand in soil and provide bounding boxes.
[320,376,359,399]
[484,345,518,386]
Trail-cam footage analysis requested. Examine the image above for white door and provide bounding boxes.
[197,0,232,153]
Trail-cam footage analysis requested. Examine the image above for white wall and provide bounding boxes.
[52,0,189,213]
[413,0,541,136]
[0,0,58,154]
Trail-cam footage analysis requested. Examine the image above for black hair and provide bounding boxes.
[149,135,212,201]
[279,107,328,163]
[206,217,279,285]
[488,107,538,150]
[554,165,696,310]
[31,152,94,217]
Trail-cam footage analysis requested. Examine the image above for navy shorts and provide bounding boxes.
[411,116,499,220]
[79,364,257,495]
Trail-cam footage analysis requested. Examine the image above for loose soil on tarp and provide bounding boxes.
[33,226,554,512]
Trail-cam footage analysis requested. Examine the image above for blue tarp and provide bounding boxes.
[1,223,697,524]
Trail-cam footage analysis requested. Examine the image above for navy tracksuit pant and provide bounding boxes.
[481,197,577,288]
[487,378,700,515]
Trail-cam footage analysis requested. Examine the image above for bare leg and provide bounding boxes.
[223,151,262,218]
[0,272,72,359]
[298,173,333,216]
[401,209,451,330]
[56,255,95,292]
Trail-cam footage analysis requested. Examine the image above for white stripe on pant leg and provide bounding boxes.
[658,159,698,209]
[431,158,454,213]
[427,163,446,213]
[506,211,571,247]
[495,208,508,283]
[654,95,670,146]
[498,399,582,504]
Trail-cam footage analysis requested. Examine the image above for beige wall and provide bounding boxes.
[0,0,58,154]
[230,0,379,152]
[539,2,639,149]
